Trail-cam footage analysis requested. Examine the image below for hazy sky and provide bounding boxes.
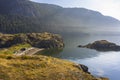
[31,0,120,20]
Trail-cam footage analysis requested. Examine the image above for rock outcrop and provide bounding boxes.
[0,32,64,49]
[78,40,120,51]
[74,64,90,74]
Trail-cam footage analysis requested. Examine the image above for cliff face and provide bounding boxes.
[0,32,64,48]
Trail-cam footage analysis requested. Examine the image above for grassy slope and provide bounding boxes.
[0,43,31,54]
[0,54,108,80]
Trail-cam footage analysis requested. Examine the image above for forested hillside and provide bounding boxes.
[0,0,120,34]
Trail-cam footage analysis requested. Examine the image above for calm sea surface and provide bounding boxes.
[41,34,120,80]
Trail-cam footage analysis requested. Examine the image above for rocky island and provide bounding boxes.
[78,40,120,51]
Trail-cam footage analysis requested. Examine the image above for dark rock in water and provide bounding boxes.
[0,32,64,49]
[74,64,90,74]
[78,40,120,51]
[80,64,89,73]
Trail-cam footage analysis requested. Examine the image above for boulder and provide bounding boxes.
[74,64,90,74]
[20,48,26,51]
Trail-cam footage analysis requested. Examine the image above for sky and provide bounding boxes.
[31,0,120,20]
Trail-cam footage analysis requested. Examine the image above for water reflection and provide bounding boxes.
[37,35,120,80]
[69,52,120,80]
[60,47,99,59]
[36,48,63,57]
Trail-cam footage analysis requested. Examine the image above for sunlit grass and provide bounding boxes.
[0,43,31,54]
[0,54,108,80]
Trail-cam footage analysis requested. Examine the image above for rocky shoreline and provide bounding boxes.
[0,32,64,49]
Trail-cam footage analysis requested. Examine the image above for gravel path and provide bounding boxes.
[15,47,44,56]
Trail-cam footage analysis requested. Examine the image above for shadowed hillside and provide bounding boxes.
[0,0,119,34]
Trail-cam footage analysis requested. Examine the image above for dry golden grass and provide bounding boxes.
[0,54,108,80]
[0,43,31,54]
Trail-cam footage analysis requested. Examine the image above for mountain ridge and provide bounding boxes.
[0,0,119,34]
